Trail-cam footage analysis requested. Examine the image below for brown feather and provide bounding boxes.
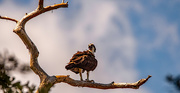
[65,50,97,74]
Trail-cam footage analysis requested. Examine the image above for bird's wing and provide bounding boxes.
[82,55,97,71]
[70,51,88,63]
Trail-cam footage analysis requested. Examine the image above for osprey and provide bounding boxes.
[65,43,97,81]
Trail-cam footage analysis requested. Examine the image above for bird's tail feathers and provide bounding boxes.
[65,62,75,70]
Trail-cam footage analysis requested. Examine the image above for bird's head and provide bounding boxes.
[88,43,96,54]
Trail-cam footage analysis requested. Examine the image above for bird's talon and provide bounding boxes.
[85,79,95,83]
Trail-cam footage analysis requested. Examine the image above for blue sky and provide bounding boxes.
[0,0,180,93]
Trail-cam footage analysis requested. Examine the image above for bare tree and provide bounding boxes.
[0,0,151,92]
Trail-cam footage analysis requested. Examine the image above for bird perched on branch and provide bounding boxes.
[65,43,97,81]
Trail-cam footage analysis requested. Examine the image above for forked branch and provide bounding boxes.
[15,1,68,29]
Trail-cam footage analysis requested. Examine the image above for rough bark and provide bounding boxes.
[0,0,151,92]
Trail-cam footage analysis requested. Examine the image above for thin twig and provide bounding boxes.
[0,16,18,23]
[37,0,44,10]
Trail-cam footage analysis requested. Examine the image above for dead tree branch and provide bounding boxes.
[0,0,68,92]
[0,15,18,23]
[0,0,151,92]
[15,2,68,29]
[12,1,68,81]
[55,75,152,89]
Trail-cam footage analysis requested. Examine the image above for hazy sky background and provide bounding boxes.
[0,0,180,93]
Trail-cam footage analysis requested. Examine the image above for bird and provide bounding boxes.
[65,43,97,81]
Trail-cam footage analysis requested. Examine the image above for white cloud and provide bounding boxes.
[0,0,151,93]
